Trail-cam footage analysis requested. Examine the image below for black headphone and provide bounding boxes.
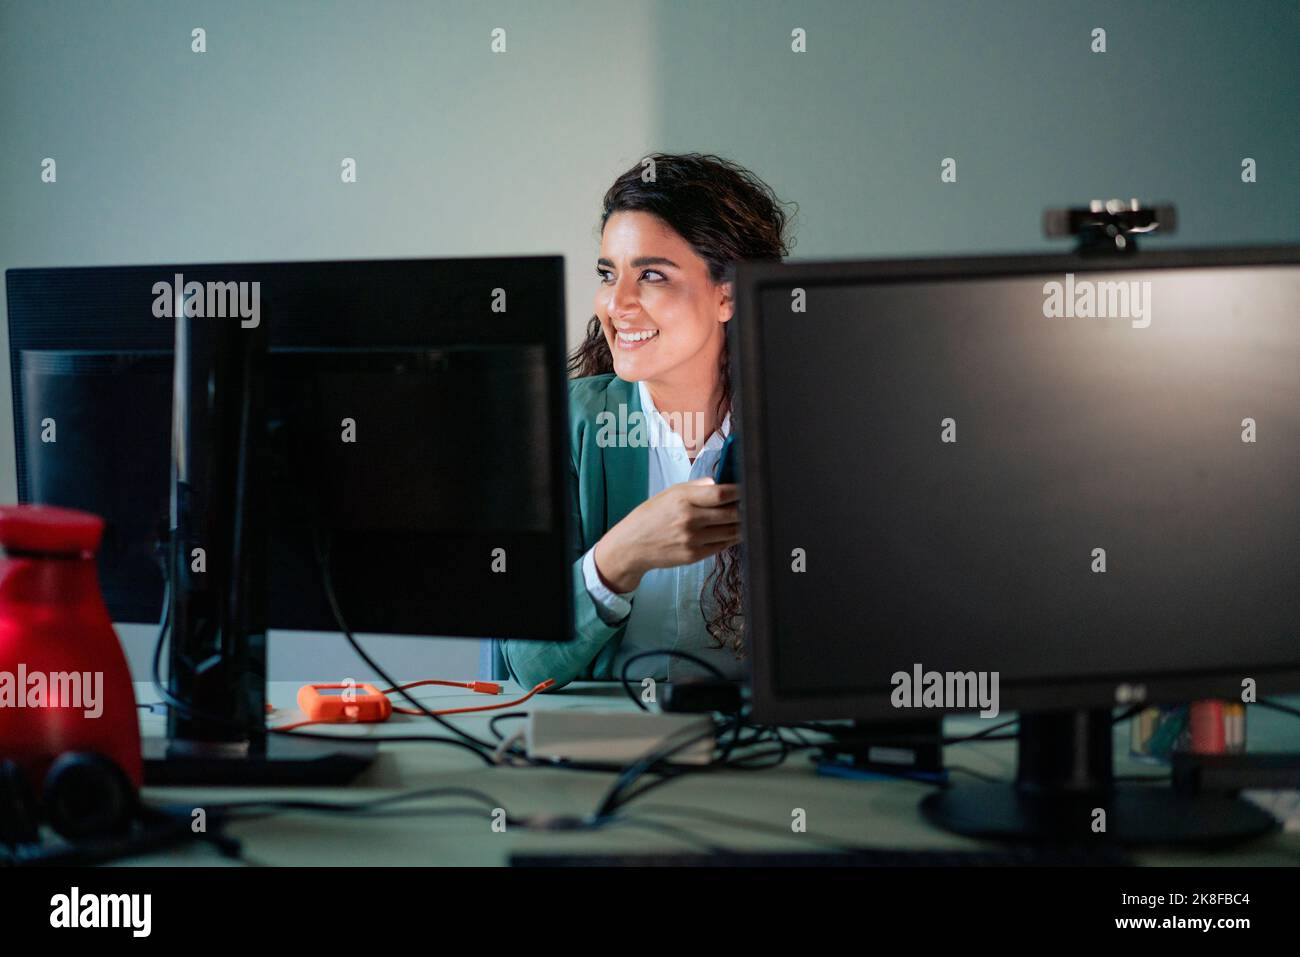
[0,752,238,866]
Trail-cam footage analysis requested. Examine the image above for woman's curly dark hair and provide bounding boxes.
[570,152,795,657]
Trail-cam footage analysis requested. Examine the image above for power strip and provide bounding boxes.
[525,709,715,765]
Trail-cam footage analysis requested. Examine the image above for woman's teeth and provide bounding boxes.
[618,329,659,344]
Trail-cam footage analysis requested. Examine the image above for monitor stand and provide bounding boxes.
[920,709,1278,847]
[144,304,377,787]
[143,735,376,786]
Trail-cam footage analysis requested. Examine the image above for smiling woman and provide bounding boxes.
[500,153,794,690]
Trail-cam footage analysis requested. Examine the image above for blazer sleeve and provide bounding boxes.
[499,425,627,689]
[499,555,625,690]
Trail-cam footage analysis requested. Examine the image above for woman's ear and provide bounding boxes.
[718,280,735,324]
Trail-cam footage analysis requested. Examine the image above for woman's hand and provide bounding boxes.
[592,478,740,593]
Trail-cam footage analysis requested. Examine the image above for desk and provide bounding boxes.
[131,682,1300,866]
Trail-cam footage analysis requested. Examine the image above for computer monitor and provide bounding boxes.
[7,258,573,641]
[734,244,1300,844]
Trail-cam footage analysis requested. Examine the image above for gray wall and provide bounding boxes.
[2,0,1297,680]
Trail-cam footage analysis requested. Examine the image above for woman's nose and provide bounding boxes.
[606,275,640,318]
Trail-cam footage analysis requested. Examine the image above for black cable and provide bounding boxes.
[621,712,1009,807]
[823,705,1147,752]
[729,725,791,767]
[593,722,727,819]
[724,723,779,749]
[595,716,841,819]
[691,714,1012,787]
[206,785,859,858]
[603,738,977,832]
[618,649,727,711]
[208,787,755,857]
[605,722,817,812]
[311,531,497,756]
[604,711,1017,818]
[942,717,1018,744]
[718,740,823,771]
[944,765,1008,785]
[1257,698,1300,720]
[591,717,735,820]
[715,716,750,763]
[208,785,716,851]
[948,732,1018,743]
[209,786,505,817]
[193,772,948,860]
[1116,773,1172,784]
[488,711,528,742]
[1113,704,1146,724]
[600,765,699,808]
[781,724,815,749]
[149,578,249,733]
[205,788,578,837]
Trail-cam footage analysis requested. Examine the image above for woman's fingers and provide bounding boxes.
[693,522,741,546]
[690,503,740,527]
[681,480,740,507]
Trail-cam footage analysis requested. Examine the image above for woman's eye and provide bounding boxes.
[595,267,666,283]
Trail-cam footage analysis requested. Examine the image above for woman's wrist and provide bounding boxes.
[593,532,642,594]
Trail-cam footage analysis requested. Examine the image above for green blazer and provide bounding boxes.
[500,374,650,689]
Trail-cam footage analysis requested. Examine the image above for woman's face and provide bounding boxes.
[593,211,733,388]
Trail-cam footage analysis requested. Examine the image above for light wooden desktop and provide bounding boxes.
[130,681,1300,866]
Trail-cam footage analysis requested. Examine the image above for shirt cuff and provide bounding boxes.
[582,546,634,625]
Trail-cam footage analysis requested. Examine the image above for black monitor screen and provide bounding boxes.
[7,258,572,641]
[739,251,1300,720]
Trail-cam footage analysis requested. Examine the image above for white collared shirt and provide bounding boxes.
[579,380,741,682]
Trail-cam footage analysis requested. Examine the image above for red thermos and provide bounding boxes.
[0,505,142,788]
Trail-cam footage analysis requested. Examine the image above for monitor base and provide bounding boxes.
[143,734,376,786]
[921,707,1283,848]
[920,784,1278,848]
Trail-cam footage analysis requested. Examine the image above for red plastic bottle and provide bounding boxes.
[0,505,142,788]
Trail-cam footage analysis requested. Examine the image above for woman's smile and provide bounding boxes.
[615,327,661,349]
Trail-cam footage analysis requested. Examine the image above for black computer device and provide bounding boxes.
[734,243,1300,845]
[7,257,573,782]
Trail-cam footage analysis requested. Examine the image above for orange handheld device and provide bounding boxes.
[297,682,393,723]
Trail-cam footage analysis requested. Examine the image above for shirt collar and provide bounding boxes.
[636,380,731,452]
